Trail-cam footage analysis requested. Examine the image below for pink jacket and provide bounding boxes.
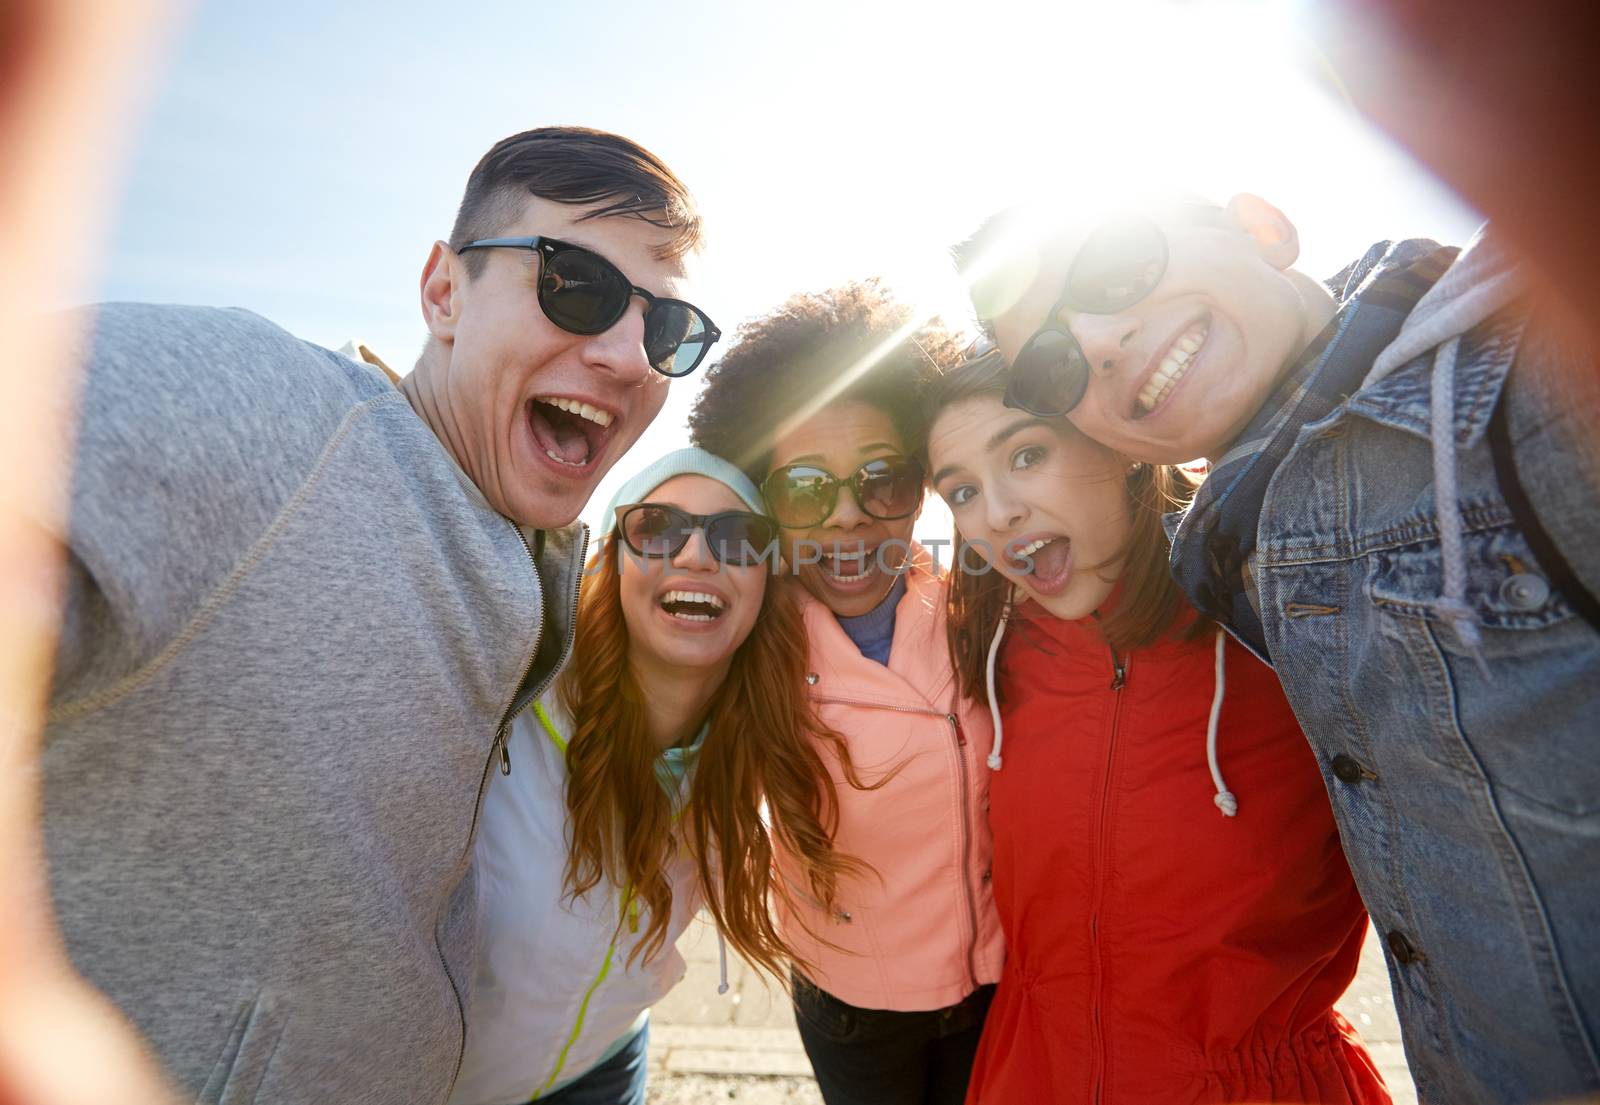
[775,549,1004,1011]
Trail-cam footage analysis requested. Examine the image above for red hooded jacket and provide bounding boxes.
[967,601,1389,1104]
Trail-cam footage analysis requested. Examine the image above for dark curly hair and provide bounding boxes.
[688,281,965,483]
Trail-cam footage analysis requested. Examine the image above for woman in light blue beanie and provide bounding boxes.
[454,448,869,1105]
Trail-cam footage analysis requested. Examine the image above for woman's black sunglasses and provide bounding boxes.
[456,236,721,378]
[615,503,777,566]
[761,455,925,529]
[1004,204,1226,417]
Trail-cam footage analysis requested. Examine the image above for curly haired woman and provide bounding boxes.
[689,284,1003,1105]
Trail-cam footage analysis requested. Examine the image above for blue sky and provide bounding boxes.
[101,0,1480,533]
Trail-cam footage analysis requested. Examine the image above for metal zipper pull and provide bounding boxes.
[1109,649,1126,691]
[496,730,512,775]
[948,713,965,746]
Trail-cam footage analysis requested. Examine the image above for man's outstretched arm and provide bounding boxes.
[0,2,182,1103]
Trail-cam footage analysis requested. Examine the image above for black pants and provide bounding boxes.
[792,973,995,1105]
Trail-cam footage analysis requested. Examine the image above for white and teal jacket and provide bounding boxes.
[449,681,709,1105]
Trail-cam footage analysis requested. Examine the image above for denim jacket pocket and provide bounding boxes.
[1365,518,1573,632]
[197,986,287,1105]
[1365,519,1600,817]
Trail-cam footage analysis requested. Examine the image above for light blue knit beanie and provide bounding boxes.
[600,447,765,534]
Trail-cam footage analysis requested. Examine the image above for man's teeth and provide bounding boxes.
[1136,322,1209,413]
[659,590,725,622]
[538,395,614,428]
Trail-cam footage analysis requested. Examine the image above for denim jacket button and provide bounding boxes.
[1499,573,1550,611]
[1331,754,1375,785]
[1387,929,1423,965]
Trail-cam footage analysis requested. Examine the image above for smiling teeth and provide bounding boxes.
[661,589,724,610]
[539,395,614,428]
[823,550,877,584]
[1136,322,1209,413]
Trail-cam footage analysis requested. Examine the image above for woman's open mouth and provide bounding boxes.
[527,395,616,472]
[1009,535,1073,596]
[820,547,882,590]
[1134,317,1210,418]
[657,589,727,623]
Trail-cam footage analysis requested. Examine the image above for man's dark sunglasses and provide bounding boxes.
[615,503,777,566]
[456,236,721,378]
[761,455,925,529]
[1004,204,1227,417]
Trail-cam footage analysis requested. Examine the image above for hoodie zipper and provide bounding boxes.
[439,523,588,1101]
[491,528,588,776]
[814,693,984,994]
[949,712,981,992]
[1090,647,1127,1105]
[489,523,545,777]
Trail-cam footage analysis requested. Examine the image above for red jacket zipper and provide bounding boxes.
[1090,647,1127,1105]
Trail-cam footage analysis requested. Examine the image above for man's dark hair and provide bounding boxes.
[450,126,702,278]
[951,206,1031,337]
[688,280,964,484]
[953,195,1224,334]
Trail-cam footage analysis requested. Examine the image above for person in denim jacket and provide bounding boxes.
[955,197,1599,1105]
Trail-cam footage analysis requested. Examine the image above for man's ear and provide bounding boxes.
[1226,194,1300,270]
[420,240,462,343]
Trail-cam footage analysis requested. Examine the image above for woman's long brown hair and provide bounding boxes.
[560,534,869,978]
[924,353,1207,704]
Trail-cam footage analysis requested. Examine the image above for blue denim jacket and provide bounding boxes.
[1251,260,1600,1102]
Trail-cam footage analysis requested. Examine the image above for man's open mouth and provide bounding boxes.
[657,589,727,623]
[527,395,616,469]
[1134,317,1210,417]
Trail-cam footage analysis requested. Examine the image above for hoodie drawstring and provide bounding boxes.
[986,605,1235,816]
[1428,336,1486,665]
[1206,629,1238,818]
[1363,229,1523,664]
[984,610,1010,771]
[716,930,730,996]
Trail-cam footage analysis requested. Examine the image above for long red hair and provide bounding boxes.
[561,534,871,978]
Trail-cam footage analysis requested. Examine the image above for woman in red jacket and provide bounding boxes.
[922,350,1389,1105]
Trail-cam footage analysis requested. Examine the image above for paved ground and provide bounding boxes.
[645,917,1416,1104]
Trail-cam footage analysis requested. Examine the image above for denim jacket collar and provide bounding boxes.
[1336,308,1529,450]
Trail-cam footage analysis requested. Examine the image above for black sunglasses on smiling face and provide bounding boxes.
[1003,204,1227,418]
[615,503,778,566]
[761,455,926,530]
[456,236,721,377]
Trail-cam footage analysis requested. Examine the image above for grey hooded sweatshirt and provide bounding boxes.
[44,304,587,1104]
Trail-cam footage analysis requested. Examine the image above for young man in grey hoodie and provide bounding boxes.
[957,200,1599,1104]
[43,126,719,1104]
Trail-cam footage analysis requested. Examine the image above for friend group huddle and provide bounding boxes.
[46,126,1597,1105]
